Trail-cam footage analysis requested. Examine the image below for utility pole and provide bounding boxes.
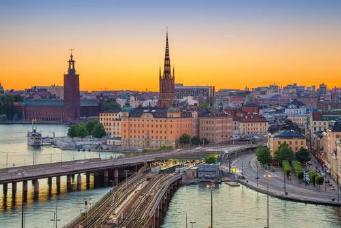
[211,189,213,228]
[284,171,287,194]
[21,201,24,228]
[185,212,188,228]
[256,163,259,187]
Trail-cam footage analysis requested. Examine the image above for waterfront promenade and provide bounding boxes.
[231,152,341,206]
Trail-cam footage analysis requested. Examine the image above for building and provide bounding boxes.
[197,164,220,182]
[99,110,121,138]
[64,52,80,122]
[198,112,233,144]
[158,32,175,109]
[268,130,307,156]
[21,53,97,122]
[284,100,308,128]
[0,83,4,94]
[235,113,269,136]
[319,122,341,182]
[120,108,193,149]
[175,84,215,106]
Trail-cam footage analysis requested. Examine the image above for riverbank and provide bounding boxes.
[232,153,341,207]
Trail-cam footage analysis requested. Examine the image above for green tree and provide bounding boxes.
[91,123,106,138]
[191,136,201,145]
[204,154,219,164]
[308,171,318,185]
[295,147,311,163]
[77,123,89,138]
[86,120,98,134]
[198,102,209,111]
[276,144,294,163]
[315,175,324,186]
[292,160,304,180]
[282,160,292,176]
[67,125,79,138]
[179,134,191,145]
[256,146,272,165]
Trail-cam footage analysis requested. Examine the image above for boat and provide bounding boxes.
[27,123,42,147]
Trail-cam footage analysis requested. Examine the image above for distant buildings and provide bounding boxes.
[268,130,307,156]
[234,113,268,137]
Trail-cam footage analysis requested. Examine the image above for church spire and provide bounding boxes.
[163,31,171,79]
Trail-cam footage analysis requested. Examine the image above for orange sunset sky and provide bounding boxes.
[1,0,341,91]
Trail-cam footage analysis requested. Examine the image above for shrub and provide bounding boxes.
[308,171,318,185]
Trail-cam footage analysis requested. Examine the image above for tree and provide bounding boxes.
[295,147,311,163]
[91,123,106,138]
[315,175,324,186]
[179,134,191,145]
[256,146,272,165]
[282,160,292,176]
[191,136,201,145]
[67,125,79,138]
[292,160,304,180]
[276,144,294,163]
[86,120,98,134]
[198,102,209,111]
[204,154,219,164]
[77,124,89,138]
[308,171,318,185]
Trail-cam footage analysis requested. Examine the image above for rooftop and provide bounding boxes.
[272,130,305,139]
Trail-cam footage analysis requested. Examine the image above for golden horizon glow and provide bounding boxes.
[1,1,341,91]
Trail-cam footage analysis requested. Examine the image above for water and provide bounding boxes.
[0,124,119,227]
[162,184,341,228]
[0,124,120,168]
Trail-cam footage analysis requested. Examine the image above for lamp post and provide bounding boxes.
[256,162,259,187]
[206,183,214,228]
[263,174,272,228]
[190,221,196,228]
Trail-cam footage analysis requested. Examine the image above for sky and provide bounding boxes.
[0,0,341,91]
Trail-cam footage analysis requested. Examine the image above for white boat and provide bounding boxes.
[27,127,42,147]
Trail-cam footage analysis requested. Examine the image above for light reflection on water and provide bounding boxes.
[162,184,341,228]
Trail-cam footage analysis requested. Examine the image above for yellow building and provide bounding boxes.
[268,130,307,156]
[236,113,268,136]
[99,111,121,138]
[121,108,193,148]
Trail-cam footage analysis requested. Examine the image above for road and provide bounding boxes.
[231,152,341,205]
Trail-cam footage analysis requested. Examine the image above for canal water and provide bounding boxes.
[162,184,341,228]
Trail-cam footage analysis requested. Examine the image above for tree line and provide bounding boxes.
[67,120,106,138]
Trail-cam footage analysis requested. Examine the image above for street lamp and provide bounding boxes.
[263,174,272,228]
[190,221,196,228]
[206,183,214,228]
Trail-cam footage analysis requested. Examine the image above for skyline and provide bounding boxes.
[1,0,341,91]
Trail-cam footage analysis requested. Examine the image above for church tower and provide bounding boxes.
[158,32,175,108]
[64,51,80,122]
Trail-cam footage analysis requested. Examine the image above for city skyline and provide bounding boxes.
[1,0,341,91]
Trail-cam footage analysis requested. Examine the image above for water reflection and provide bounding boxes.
[162,184,341,228]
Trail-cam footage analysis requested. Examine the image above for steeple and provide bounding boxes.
[67,49,76,75]
[163,31,172,79]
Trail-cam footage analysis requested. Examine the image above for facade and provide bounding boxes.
[120,108,193,148]
[175,84,215,106]
[235,113,269,136]
[64,53,80,122]
[99,111,122,138]
[268,130,307,156]
[22,99,64,122]
[285,102,308,128]
[198,112,233,144]
[158,33,175,109]
[319,122,341,182]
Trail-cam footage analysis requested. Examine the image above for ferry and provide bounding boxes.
[27,125,42,147]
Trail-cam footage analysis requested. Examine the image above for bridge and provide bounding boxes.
[0,144,255,199]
